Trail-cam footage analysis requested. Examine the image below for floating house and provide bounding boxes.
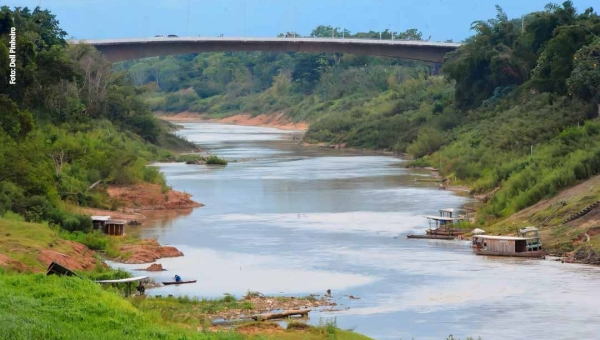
[471,228,486,249]
[438,208,466,219]
[104,220,126,236]
[424,208,469,237]
[407,208,469,240]
[473,227,544,258]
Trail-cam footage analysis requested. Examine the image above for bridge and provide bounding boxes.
[73,37,461,63]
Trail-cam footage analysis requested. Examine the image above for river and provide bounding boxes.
[118,122,600,340]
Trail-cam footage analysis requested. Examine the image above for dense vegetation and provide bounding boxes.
[123,2,600,225]
[116,26,430,120]
[0,6,196,232]
[426,2,600,220]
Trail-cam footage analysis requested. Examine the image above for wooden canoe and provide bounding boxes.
[162,280,197,285]
[426,229,469,236]
[474,250,546,258]
[407,234,456,240]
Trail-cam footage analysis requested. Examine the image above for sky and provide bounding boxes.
[5,0,599,41]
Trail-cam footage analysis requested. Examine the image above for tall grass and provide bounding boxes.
[0,272,245,340]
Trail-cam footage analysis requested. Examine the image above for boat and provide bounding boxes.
[406,208,471,240]
[162,280,197,285]
[474,249,546,258]
[425,227,469,236]
[407,234,456,240]
[473,227,545,258]
[424,208,469,236]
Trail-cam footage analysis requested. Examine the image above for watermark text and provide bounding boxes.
[9,27,16,85]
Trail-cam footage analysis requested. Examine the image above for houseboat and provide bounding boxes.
[471,228,486,249]
[473,227,545,258]
[406,208,469,240]
[424,208,469,236]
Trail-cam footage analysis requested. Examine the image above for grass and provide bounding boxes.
[0,271,374,340]
[60,229,144,261]
[477,174,600,254]
[205,155,228,166]
[133,295,254,327]
[233,319,373,340]
[0,272,246,340]
[0,214,74,271]
[158,154,228,166]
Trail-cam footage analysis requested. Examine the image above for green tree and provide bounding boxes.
[568,39,600,116]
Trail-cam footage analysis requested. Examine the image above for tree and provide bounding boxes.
[397,28,423,41]
[568,39,600,116]
[128,63,149,86]
[271,69,292,96]
[68,44,112,117]
[528,25,590,94]
[310,25,344,38]
[149,59,179,89]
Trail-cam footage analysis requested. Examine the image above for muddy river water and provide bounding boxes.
[119,122,600,340]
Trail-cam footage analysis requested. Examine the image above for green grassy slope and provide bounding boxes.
[0,272,374,340]
[0,273,241,340]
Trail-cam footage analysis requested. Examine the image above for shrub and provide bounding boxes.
[204,155,228,165]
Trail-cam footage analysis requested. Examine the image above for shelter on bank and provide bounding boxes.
[91,215,110,230]
[92,216,126,236]
[104,220,126,236]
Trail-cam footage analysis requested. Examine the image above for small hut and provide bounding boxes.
[91,216,111,231]
[103,219,126,236]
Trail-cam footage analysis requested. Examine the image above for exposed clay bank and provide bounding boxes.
[122,122,600,340]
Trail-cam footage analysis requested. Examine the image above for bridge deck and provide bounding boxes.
[72,37,461,63]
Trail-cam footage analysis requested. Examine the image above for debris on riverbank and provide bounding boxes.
[135,291,342,325]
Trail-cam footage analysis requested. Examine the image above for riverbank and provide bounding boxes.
[0,214,186,273]
[0,272,373,340]
[136,292,341,324]
[158,111,308,131]
[0,216,104,273]
[483,174,600,262]
[76,183,203,223]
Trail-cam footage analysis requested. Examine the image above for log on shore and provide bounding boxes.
[251,309,311,321]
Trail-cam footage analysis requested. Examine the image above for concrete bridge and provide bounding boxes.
[73,37,461,63]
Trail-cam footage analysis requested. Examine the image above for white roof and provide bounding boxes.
[519,227,539,233]
[477,235,538,241]
[472,228,486,235]
[91,216,111,221]
[439,208,466,213]
[96,276,148,283]
[425,215,463,221]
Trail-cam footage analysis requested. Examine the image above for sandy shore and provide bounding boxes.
[158,111,308,131]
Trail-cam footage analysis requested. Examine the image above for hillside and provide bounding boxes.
[0,6,205,236]
[0,214,102,272]
[485,175,600,254]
